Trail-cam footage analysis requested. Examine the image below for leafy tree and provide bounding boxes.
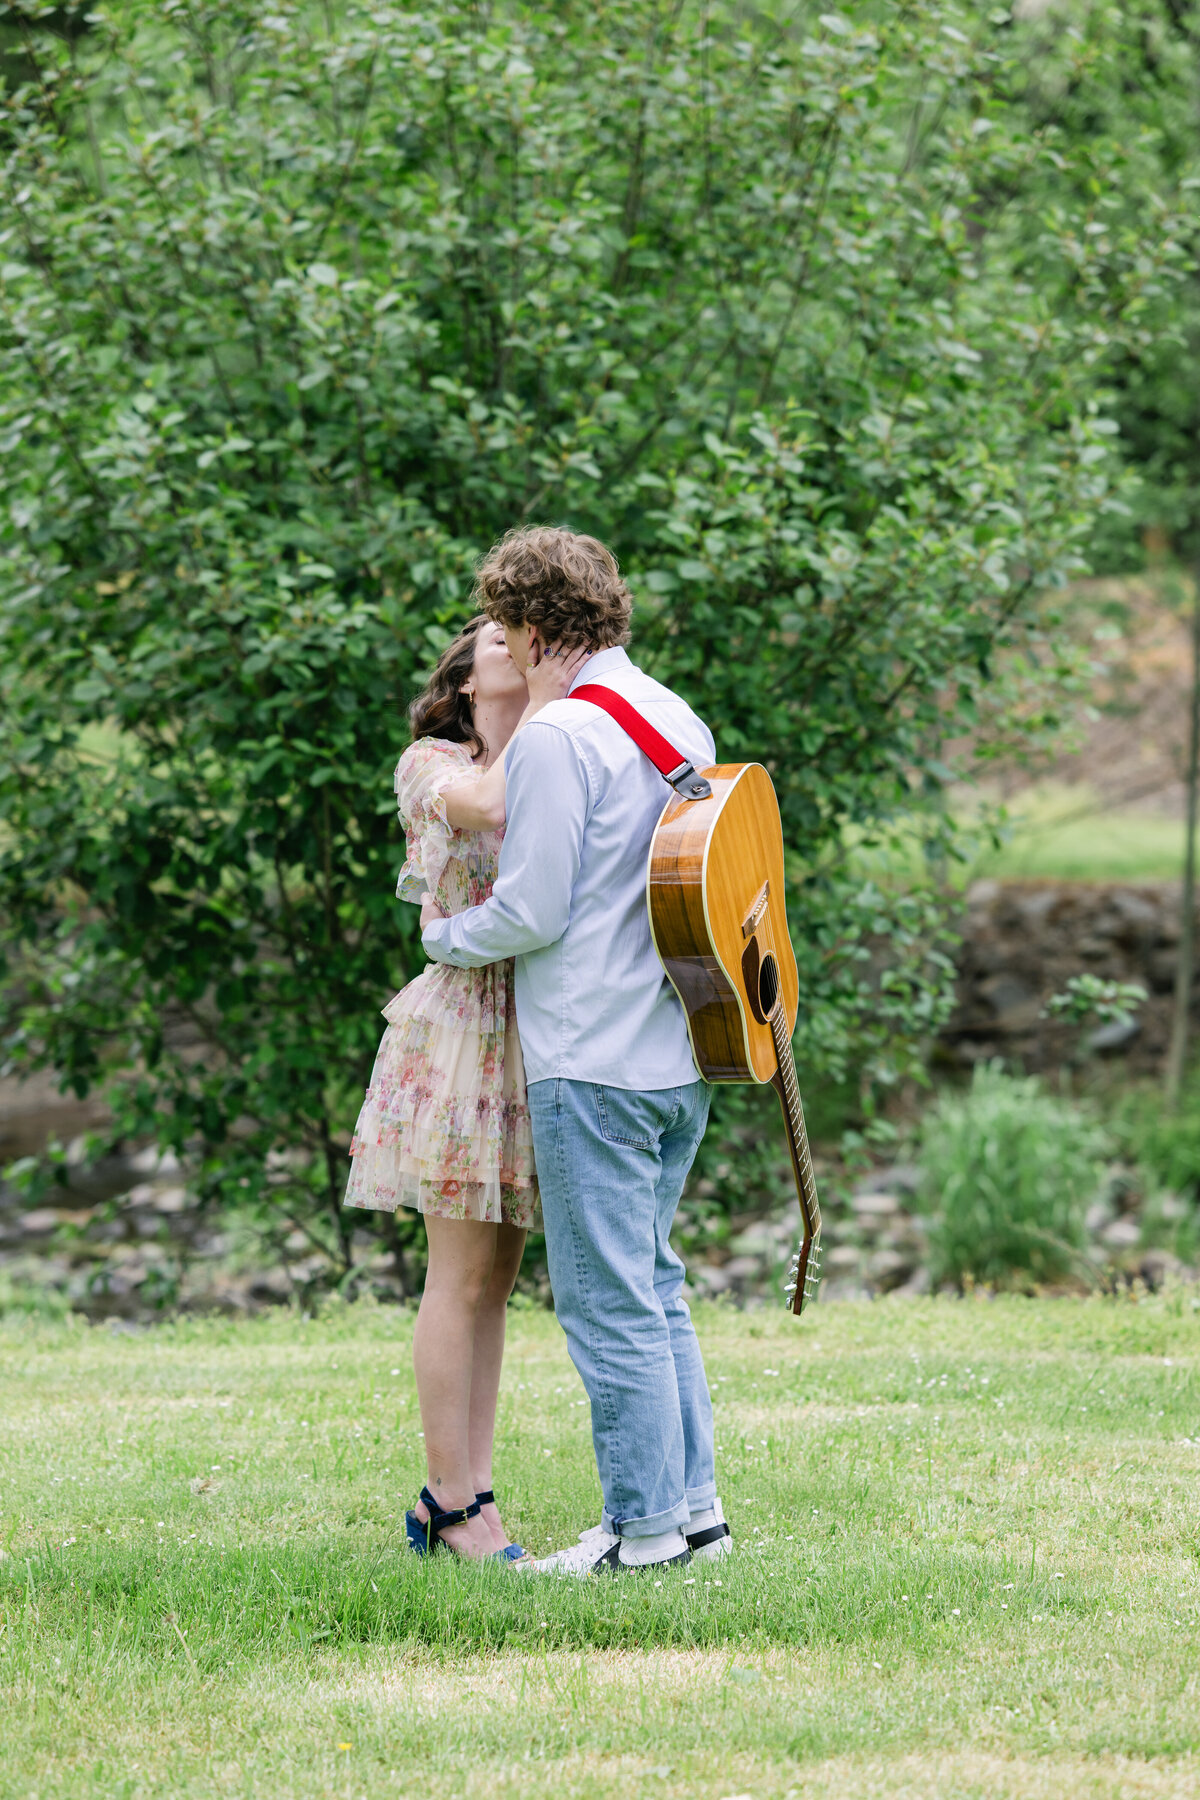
[0,0,1187,1274]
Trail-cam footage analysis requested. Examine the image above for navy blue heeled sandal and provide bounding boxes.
[476,1489,527,1562]
[405,1486,521,1561]
[405,1486,484,1556]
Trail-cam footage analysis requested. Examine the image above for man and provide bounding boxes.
[420,525,730,1575]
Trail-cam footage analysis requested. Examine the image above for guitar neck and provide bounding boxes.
[768,1006,821,1241]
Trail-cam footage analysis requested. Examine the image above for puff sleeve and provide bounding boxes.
[393,739,478,903]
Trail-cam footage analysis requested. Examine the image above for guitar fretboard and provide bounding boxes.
[768,1001,822,1312]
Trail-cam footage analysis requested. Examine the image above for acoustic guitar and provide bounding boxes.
[573,686,822,1317]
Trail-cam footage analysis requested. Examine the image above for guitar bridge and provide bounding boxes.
[741,880,770,939]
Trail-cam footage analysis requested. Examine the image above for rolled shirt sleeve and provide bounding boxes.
[421,719,590,968]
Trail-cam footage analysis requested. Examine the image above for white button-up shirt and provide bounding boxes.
[421,646,716,1089]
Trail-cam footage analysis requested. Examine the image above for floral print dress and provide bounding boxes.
[343,738,539,1228]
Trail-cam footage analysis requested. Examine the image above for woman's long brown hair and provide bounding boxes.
[408,615,488,759]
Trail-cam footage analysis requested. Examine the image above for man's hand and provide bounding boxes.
[420,892,447,932]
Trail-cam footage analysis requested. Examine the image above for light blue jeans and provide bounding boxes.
[527,1078,716,1538]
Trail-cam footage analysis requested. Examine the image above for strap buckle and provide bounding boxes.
[666,760,713,802]
[667,762,713,801]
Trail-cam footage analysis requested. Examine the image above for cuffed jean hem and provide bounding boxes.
[602,1497,691,1539]
[684,1481,718,1512]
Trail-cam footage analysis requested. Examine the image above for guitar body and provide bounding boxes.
[648,764,798,1082]
[647,763,822,1315]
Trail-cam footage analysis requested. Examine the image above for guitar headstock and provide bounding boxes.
[783,1230,822,1317]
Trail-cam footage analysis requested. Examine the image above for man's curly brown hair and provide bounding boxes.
[473,526,633,651]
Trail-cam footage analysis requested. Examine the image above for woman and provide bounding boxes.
[345,616,584,1561]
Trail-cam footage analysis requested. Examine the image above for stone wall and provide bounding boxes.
[939,880,1198,1073]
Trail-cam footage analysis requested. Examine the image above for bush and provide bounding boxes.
[916,1064,1108,1290]
[0,1,1187,1277]
[1107,1078,1200,1266]
[1110,1076,1200,1200]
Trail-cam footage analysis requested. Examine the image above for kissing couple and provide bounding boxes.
[345,525,731,1576]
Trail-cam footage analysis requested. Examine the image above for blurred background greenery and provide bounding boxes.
[3,0,1200,1309]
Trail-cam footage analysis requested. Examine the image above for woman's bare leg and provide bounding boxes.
[410,1214,499,1559]
[469,1224,527,1550]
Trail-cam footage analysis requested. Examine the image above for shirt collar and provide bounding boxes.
[568,645,631,695]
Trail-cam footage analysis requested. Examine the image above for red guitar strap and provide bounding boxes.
[572,683,713,802]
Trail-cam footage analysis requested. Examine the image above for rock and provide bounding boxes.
[851,1192,901,1222]
[879,1221,927,1252]
[852,1164,918,1198]
[729,1223,781,1256]
[865,1249,915,1292]
[1086,1019,1140,1055]
[694,1265,735,1294]
[820,1275,872,1303]
[20,1209,62,1234]
[1109,890,1160,931]
[1076,935,1111,961]
[979,973,1042,1030]
[1100,1217,1141,1251]
[55,1155,145,1208]
[720,1256,763,1282]
[1139,1249,1193,1289]
[1085,1200,1113,1234]
[1148,949,1179,994]
[894,1265,933,1297]
[878,1163,921,1196]
[153,1188,189,1214]
[1012,888,1061,926]
[825,1245,862,1273]
[248,1270,292,1302]
[129,1146,182,1177]
[1156,1192,1189,1222]
[966,879,1001,907]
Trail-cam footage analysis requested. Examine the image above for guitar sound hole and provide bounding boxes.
[758,953,779,1016]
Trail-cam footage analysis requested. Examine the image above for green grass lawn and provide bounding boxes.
[3,1292,1199,1799]
[971,788,1186,884]
[843,783,1186,887]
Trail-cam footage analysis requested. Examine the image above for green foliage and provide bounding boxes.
[916,1064,1108,1290]
[0,0,1188,1260]
[1042,974,1149,1031]
[1110,1073,1200,1200]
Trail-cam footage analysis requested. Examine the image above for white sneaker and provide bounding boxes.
[685,1496,732,1561]
[520,1522,691,1577]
